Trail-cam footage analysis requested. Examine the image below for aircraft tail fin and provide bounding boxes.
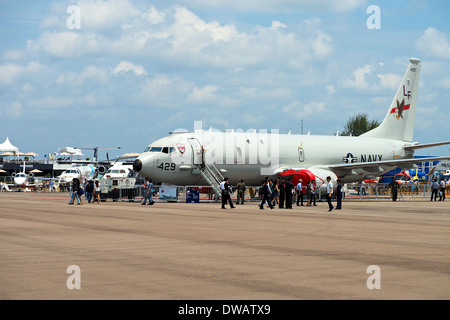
[361,58,420,142]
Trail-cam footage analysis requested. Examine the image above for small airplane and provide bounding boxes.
[132,58,450,193]
[58,146,121,162]
[8,161,37,191]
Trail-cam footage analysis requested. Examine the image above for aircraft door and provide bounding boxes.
[187,138,204,167]
[298,147,305,162]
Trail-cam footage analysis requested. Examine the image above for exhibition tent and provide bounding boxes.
[0,137,19,155]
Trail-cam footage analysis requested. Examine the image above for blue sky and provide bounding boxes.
[1,0,449,160]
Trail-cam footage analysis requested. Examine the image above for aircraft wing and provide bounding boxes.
[328,156,450,171]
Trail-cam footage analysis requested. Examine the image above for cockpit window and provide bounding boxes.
[144,146,174,153]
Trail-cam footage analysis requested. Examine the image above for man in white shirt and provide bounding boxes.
[296,179,304,206]
[326,176,334,212]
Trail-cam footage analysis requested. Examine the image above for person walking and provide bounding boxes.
[309,180,317,206]
[326,176,334,212]
[431,178,439,201]
[142,178,151,205]
[278,178,285,208]
[284,178,294,209]
[336,179,343,210]
[390,177,400,202]
[85,180,94,203]
[68,177,83,205]
[94,180,101,204]
[148,179,155,205]
[296,179,304,206]
[259,179,273,210]
[360,180,367,196]
[439,177,446,201]
[236,179,246,205]
[270,178,279,207]
[220,177,235,209]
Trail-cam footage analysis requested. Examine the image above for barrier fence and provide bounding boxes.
[12,182,443,203]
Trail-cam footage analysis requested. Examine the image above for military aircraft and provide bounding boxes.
[132,58,450,194]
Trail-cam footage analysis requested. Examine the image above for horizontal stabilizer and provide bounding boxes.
[404,141,450,151]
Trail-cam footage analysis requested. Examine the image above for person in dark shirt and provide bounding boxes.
[284,178,294,209]
[259,179,273,210]
[390,177,400,201]
[278,178,285,208]
[336,179,343,209]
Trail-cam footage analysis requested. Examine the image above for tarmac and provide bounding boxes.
[0,192,449,300]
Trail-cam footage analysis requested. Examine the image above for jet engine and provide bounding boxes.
[97,165,107,175]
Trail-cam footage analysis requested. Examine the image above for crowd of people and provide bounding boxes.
[67,177,101,205]
[219,176,343,212]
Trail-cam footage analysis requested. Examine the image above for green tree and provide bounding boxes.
[341,113,380,136]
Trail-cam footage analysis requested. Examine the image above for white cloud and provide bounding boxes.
[271,21,287,29]
[112,61,147,76]
[187,85,220,103]
[175,0,366,12]
[282,100,326,116]
[138,75,193,108]
[78,0,141,31]
[0,62,45,84]
[342,64,374,90]
[416,27,450,59]
[28,31,102,58]
[57,65,109,85]
[312,30,333,58]
[377,73,402,90]
[143,6,166,24]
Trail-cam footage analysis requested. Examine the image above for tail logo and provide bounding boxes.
[390,98,410,119]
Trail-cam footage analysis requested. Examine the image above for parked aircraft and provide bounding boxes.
[103,161,135,179]
[5,161,37,191]
[132,58,450,193]
[58,164,104,184]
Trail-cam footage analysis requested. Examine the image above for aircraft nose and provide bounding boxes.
[133,159,142,172]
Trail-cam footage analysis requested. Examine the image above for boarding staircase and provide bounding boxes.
[197,163,224,198]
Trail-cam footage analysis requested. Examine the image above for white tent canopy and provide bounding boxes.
[0,137,19,154]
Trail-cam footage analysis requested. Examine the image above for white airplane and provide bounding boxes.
[58,164,103,184]
[9,161,37,190]
[133,58,450,192]
[59,147,84,160]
